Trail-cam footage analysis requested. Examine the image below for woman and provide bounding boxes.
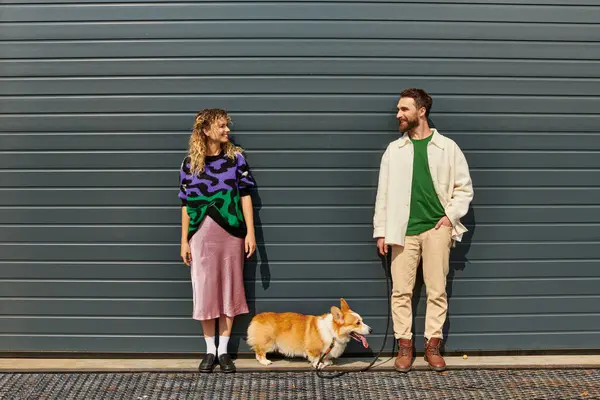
[178,108,256,373]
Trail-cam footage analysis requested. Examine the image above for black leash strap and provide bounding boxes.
[316,251,392,379]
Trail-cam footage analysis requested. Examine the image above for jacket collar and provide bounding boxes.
[396,128,444,149]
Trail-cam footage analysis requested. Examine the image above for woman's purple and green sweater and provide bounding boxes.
[178,152,256,241]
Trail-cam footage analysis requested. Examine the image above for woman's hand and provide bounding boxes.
[181,241,192,266]
[245,233,256,259]
[240,195,256,259]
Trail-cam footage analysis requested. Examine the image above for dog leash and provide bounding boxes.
[316,251,393,379]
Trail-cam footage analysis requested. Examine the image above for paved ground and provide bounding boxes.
[2,369,599,400]
[3,355,600,372]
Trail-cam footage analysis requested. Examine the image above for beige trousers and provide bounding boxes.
[391,225,452,340]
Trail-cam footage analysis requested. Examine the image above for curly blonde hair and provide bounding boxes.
[188,108,243,174]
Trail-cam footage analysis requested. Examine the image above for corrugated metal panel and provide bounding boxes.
[0,1,599,354]
[3,3,600,22]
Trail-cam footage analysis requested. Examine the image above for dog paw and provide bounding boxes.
[258,358,272,366]
[312,360,331,369]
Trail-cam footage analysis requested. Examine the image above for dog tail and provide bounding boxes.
[245,318,259,349]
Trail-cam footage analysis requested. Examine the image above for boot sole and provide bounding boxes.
[427,365,446,372]
[394,366,412,373]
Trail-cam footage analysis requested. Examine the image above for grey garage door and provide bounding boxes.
[0,0,599,354]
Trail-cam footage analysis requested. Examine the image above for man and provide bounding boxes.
[373,88,474,372]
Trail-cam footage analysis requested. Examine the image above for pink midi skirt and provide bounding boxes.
[189,215,249,321]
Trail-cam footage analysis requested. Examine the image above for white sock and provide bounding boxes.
[204,336,216,355]
[218,336,230,356]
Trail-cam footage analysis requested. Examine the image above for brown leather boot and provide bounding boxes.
[424,338,446,372]
[394,339,413,372]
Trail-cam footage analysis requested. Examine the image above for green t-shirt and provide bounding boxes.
[405,134,446,236]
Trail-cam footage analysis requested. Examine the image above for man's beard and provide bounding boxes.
[398,117,419,133]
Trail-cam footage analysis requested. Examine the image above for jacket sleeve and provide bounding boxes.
[373,147,389,239]
[445,144,474,227]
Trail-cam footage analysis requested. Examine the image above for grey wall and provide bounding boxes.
[0,0,599,354]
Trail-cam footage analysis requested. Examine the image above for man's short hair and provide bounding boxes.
[400,88,433,117]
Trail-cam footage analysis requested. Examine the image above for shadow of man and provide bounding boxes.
[442,205,476,353]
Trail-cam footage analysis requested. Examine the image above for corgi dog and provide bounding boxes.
[246,298,372,369]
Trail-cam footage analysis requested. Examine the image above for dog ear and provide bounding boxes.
[340,298,350,312]
[330,306,344,324]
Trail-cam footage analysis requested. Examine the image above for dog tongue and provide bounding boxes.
[358,334,369,348]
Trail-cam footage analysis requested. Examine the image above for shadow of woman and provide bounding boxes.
[228,185,271,356]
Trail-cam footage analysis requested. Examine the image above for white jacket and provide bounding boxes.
[373,129,474,247]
